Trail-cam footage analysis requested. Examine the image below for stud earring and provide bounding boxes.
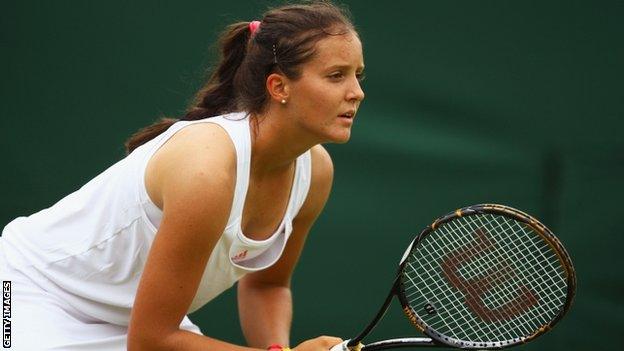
[281,99,287,105]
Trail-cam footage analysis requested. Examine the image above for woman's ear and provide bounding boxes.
[266,73,290,104]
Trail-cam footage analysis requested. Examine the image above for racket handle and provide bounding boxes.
[330,340,351,351]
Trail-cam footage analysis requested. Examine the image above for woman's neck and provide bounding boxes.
[248,107,317,177]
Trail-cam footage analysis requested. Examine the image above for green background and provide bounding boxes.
[1,1,622,350]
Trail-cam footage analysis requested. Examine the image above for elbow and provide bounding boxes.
[127,323,176,351]
[127,329,156,351]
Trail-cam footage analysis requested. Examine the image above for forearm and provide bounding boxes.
[238,280,293,348]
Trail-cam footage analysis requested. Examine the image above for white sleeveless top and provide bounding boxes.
[0,112,312,325]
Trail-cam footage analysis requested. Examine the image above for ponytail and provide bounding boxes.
[124,117,177,154]
[186,22,251,119]
[124,22,251,154]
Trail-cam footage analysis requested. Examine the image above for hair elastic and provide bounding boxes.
[249,20,261,35]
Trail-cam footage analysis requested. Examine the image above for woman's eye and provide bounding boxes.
[328,71,365,82]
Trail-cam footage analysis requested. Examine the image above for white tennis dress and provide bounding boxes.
[0,112,312,350]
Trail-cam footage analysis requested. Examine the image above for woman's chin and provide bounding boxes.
[327,131,351,144]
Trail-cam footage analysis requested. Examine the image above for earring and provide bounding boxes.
[281,99,287,105]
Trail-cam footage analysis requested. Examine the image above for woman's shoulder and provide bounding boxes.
[144,122,237,209]
[309,144,333,184]
[156,121,236,172]
[295,145,334,221]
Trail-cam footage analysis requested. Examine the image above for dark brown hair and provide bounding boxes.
[125,1,355,153]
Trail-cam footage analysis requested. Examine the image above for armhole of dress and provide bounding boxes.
[293,150,313,216]
[135,115,248,232]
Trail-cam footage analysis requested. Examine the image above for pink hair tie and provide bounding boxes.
[249,21,261,35]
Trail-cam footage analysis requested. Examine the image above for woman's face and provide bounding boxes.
[286,30,365,144]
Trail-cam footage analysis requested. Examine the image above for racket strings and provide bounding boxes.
[477,215,568,322]
[434,214,564,338]
[458,216,564,327]
[405,231,506,340]
[406,244,513,342]
[405,226,534,342]
[454,217,556,337]
[480,216,567,312]
[439,215,563,336]
[405,260,494,341]
[401,213,568,344]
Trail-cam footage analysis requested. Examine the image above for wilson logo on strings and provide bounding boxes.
[440,228,538,322]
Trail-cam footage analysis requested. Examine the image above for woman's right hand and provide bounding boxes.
[292,336,344,351]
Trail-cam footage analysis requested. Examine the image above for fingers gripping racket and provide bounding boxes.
[331,204,576,351]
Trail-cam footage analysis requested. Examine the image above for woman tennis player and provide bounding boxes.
[0,1,364,350]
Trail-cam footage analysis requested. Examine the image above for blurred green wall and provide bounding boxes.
[2,1,622,350]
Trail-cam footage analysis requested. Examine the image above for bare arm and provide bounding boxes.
[237,145,335,348]
[127,124,257,351]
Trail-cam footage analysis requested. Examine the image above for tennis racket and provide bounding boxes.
[330,204,576,350]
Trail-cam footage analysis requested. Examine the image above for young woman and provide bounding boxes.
[0,1,365,350]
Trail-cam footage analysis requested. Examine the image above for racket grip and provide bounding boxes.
[330,340,351,351]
